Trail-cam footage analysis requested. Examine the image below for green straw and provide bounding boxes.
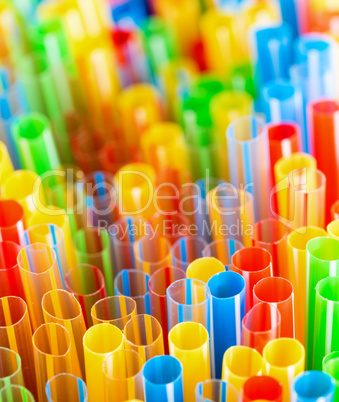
[323,351,339,402]
[12,112,60,175]
[314,276,339,370]
[306,237,339,369]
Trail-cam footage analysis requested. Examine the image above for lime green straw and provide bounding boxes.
[306,237,339,369]
[12,112,60,175]
[323,351,339,402]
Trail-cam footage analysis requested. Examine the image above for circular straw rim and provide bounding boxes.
[17,242,57,275]
[65,263,106,297]
[33,322,72,357]
[142,355,183,386]
[102,349,144,382]
[166,277,211,308]
[232,247,272,274]
[0,296,28,329]
[0,347,22,381]
[41,289,83,321]
[242,302,281,336]
[253,276,294,305]
[45,373,88,402]
[91,295,137,324]
[263,337,305,369]
[124,314,163,349]
[83,323,124,356]
[168,321,209,353]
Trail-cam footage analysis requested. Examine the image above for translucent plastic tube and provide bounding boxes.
[114,269,150,314]
[207,271,246,379]
[0,200,24,244]
[124,314,164,362]
[314,277,339,370]
[65,264,106,328]
[323,351,339,401]
[21,223,68,288]
[103,349,144,402]
[287,227,327,343]
[171,236,207,272]
[133,235,172,275]
[2,170,45,223]
[242,376,282,402]
[143,355,183,402]
[242,302,281,354]
[202,239,244,270]
[291,371,335,402]
[83,323,124,402]
[262,338,305,402]
[46,373,88,402]
[0,385,35,402]
[167,278,211,333]
[109,217,148,273]
[221,346,263,392]
[0,347,23,389]
[42,290,86,380]
[12,113,60,175]
[149,267,186,354]
[207,185,255,247]
[308,99,339,223]
[18,243,63,331]
[305,237,339,369]
[91,295,136,331]
[33,323,73,402]
[252,218,288,277]
[195,379,240,402]
[227,115,271,221]
[186,257,225,284]
[331,201,339,221]
[253,277,294,338]
[232,247,273,312]
[0,241,25,300]
[168,322,210,402]
[74,228,114,296]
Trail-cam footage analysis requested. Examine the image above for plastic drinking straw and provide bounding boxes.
[253,277,294,338]
[221,346,263,392]
[83,323,124,402]
[0,347,23,389]
[12,113,60,175]
[242,376,282,402]
[227,115,271,222]
[331,201,339,221]
[2,170,45,223]
[187,257,225,284]
[0,384,35,402]
[133,235,172,276]
[114,163,156,221]
[308,99,339,223]
[41,289,86,380]
[170,237,207,272]
[262,338,305,402]
[141,122,188,173]
[210,90,253,148]
[114,269,150,315]
[314,277,339,370]
[167,278,211,333]
[17,243,63,331]
[305,237,339,369]
[207,271,246,379]
[33,323,73,402]
[207,185,255,248]
[252,218,288,277]
[46,373,88,402]
[252,24,293,87]
[232,247,273,312]
[141,17,175,72]
[0,200,24,244]
[168,322,210,402]
[0,296,36,396]
[103,349,144,402]
[0,241,25,300]
[195,379,240,402]
[109,216,148,274]
[117,84,163,146]
[323,351,339,402]
[76,171,117,228]
[149,212,190,246]
[157,58,198,120]
[148,266,186,354]
[327,220,339,241]
[180,93,211,139]
[21,224,68,288]
[242,302,281,354]
[266,122,301,185]
[0,141,13,182]
[292,371,335,402]
[65,263,106,328]
[74,228,114,296]
[91,296,136,331]
[202,239,244,270]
